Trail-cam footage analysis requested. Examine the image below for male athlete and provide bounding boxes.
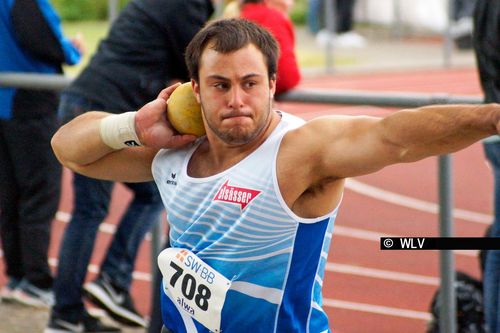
[52,19,500,333]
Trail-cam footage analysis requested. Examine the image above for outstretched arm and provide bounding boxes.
[293,103,500,181]
[51,84,197,182]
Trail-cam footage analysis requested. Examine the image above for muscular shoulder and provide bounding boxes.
[277,119,345,217]
[278,115,359,184]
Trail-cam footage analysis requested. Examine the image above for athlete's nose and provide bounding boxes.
[228,86,244,109]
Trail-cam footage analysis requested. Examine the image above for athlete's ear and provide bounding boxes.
[269,74,276,98]
[192,79,201,103]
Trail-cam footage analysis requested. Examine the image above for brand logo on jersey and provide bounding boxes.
[124,140,140,147]
[166,172,177,186]
[213,180,261,210]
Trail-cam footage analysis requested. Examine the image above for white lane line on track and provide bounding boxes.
[346,178,492,225]
[323,299,431,321]
[326,262,439,286]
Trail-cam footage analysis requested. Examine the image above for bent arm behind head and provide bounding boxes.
[51,84,198,183]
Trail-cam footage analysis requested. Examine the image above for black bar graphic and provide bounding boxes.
[380,237,500,250]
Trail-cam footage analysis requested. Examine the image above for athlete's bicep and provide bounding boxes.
[297,116,403,180]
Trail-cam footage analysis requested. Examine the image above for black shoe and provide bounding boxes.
[13,278,54,308]
[83,274,146,327]
[44,311,121,333]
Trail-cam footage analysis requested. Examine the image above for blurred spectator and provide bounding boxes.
[308,0,322,33]
[45,1,214,332]
[0,0,82,308]
[473,1,500,332]
[240,0,301,94]
[309,0,366,48]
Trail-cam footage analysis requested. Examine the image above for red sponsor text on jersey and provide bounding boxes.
[213,180,261,210]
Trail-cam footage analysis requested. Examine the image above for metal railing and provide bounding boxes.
[0,73,484,332]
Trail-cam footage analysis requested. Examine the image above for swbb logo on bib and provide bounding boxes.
[158,248,231,332]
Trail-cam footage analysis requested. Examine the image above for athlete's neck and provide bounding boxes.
[188,110,281,177]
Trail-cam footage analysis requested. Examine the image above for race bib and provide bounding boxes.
[158,248,231,332]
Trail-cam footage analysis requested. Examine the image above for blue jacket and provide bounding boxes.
[0,0,81,119]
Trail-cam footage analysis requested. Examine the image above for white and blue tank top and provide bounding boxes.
[152,111,339,333]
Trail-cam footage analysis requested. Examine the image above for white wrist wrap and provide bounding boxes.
[100,112,142,149]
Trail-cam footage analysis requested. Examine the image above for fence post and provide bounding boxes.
[324,0,336,73]
[108,0,119,24]
[443,0,454,68]
[391,0,403,40]
[438,154,456,333]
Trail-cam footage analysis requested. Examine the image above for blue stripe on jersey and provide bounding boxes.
[222,289,277,332]
[276,217,331,332]
[161,282,188,333]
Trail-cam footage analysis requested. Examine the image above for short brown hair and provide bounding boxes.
[185,18,279,82]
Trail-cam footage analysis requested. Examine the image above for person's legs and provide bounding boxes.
[100,181,163,290]
[52,173,113,322]
[308,0,322,34]
[84,181,163,327]
[5,114,62,308]
[0,120,25,302]
[0,120,23,282]
[335,0,356,33]
[9,115,61,289]
[483,141,500,333]
[1,90,62,302]
[0,89,62,307]
[51,93,115,322]
[454,0,477,20]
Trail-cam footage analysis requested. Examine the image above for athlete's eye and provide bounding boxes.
[243,81,257,89]
[214,82,229,90]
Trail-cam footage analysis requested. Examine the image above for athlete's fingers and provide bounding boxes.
[158,83,182,102]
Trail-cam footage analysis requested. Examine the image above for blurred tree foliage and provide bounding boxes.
[51,0,130,21]
[290,0,307,26]
[52,0,308,24]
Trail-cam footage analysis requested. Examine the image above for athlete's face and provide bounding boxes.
[192,43,276,146]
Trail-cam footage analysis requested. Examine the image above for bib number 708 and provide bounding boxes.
[158,248,230,332]
[169,261,211,311]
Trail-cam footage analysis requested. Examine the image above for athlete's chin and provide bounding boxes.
[220,128,258,145]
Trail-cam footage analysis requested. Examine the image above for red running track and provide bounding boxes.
[0,67,491,333]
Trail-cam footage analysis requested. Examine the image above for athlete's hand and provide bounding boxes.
[135,84,197,149]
